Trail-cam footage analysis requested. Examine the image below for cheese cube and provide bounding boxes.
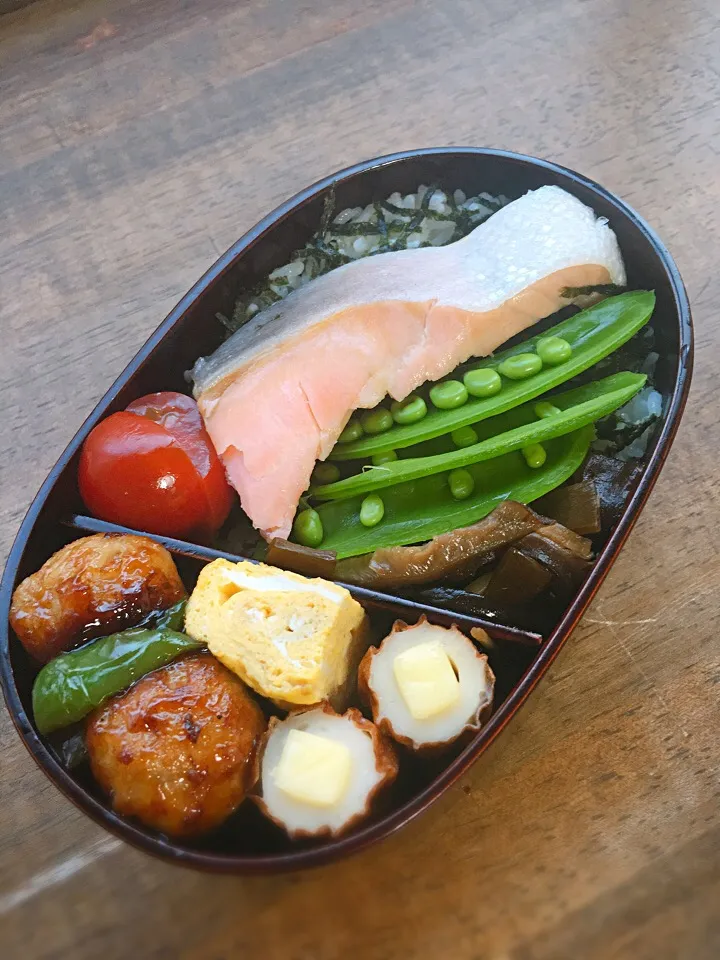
[393,640,460,720]
[184,559,367,708]
[273,729,352,807]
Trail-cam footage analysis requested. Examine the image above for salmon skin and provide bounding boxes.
[191,186,626,541]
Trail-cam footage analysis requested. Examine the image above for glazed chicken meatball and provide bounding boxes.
[86,653,266,837]
[10,533,186,662]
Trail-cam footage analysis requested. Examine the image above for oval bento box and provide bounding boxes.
[0,148,692,873]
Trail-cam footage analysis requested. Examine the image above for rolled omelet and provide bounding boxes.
[185,559,368,709]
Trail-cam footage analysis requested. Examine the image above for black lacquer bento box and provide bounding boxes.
[0,148,692,873]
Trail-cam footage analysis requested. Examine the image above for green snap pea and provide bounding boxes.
[330,293,656,460]
[316,428,595,558]
[522,443,547,469]
[391,395,427,424]
[312,372,646,502]
[498,353,543,380]
[448,468,475,500]
[338,419,363,443]
[537,336,572,366]
[361,408,393,435]
[359,494,385,527]
[429,380,469,410]
[372,450,398,465]
[292,508,324,547]
[311,462,341,485]
[534,401,562,418]
[463,368,502,398]
[451,426,479,448]
[32,602,201,735]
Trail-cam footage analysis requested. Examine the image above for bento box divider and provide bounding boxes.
[63,513,542,645]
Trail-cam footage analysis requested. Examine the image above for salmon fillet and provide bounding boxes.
[192,186,625,540]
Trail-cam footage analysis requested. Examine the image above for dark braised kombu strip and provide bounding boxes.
[533,481,601,535]
[579,454,644,531]
[514,531,592,599]
[481,550,552,607]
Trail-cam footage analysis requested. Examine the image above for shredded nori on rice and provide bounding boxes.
[226,185,511,335]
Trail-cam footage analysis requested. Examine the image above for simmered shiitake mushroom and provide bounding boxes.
[358,617,495,751]
[254,704,398,838]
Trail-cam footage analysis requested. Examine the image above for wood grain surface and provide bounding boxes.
[1,0,718,957]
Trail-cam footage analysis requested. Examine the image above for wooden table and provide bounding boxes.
[1,0,718,956]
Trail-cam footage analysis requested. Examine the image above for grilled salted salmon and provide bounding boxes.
[191,186,625,540]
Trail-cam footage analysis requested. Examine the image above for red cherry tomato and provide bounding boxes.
[125,393,234,531]
[78,393,234,541]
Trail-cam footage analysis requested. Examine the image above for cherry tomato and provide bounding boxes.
[78,393,234,541]
[125,393,233,531]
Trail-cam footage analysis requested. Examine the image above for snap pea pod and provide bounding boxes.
[32,601,202,734]
[314,427,594,558]
[338,366,637,464]
[330,291,655,460]
[312,372,645,501]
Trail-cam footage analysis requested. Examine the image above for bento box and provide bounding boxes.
[0,148,692,872]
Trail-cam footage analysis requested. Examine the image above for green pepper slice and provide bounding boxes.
[32,601,202,734]
[315,427,594,558]
[313,372,645,502]
[330,291,655,459]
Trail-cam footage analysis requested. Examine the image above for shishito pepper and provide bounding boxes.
[32,601,202,734]
[315,426,595,559]
[312,372,646,502]
[330,291,655,459]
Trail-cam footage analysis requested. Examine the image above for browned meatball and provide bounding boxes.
[10,533,186,662]
[86,653,266,837]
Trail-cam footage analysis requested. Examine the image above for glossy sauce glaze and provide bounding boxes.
[9,534,186,662]
[86,652,266,837]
